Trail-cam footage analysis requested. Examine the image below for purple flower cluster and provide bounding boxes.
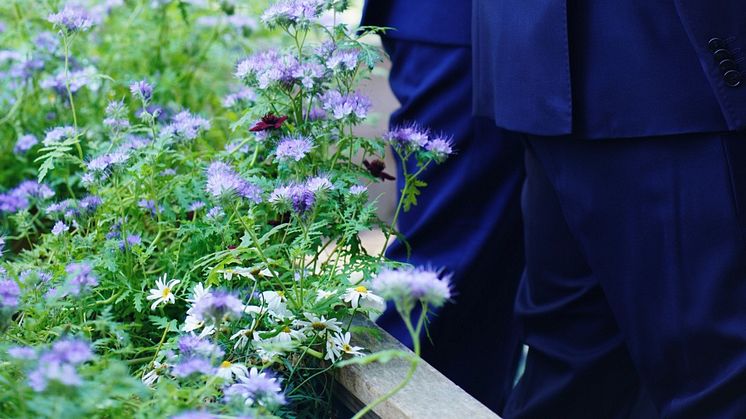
[224,367,287,407]
[130,80,153,102]
[48,6,94,33]
[63,262,98,296]
[51,221,69,236]
[260,0,325,28]
[191,290,245,324]
[162,110,211,141]
[171,335,224,378]
[46,196,102,220]
[222,87,256,108]
[0,180,54,214]
[41,66,98,96]
[86,150,130,174]
[118,234,142,250]
[386,124,454,160]
[326,48,359,71]
[235,50,299,89]
[371,267,452,308]
[0,278,20,309]
[269,177,331,214]
[27,338,93,392]
[320,90,371,121]
[274,135,313,162]
[103,100,130,131]
[14,134,38,155]
[43,126,76,146]
[293,61,325,89]
[205,162,262,203]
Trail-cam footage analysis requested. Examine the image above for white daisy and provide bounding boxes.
[315,289,335,301]
[342,285,385,311]
[146,273,180,310]
[216,360,249,382]
[293,313,342,334]
[142,360,169,387]
[325,331,364,362]
[183,314,215,337]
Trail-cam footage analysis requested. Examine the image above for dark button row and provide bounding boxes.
[708,37,742,87]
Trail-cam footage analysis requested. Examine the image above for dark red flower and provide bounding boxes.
[363,159,395,181]
[250,114,288,132]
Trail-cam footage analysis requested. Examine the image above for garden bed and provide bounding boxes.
[335,317,499,419]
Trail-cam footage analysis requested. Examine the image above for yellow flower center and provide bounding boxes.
[162,287,171,298]
[342,344,352,352]
[277,291,285,298]
[220,360,232,368]
[282,326,291,333]
[311,322,326,331]
[354,286,367,293]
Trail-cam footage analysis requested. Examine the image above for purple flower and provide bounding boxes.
[64,262,98,296]
[306,107,326,121]
[235,51,299,89]
[8,346,37,360]
[260,0,325,27]
[222,87,256,108]
[41,67,98,96]
[104,100,130,131]
[79,196,102,212]
[14,135,38,155]
[119,234,142,250]
[28,361,82,391]
[349,185,367,196]
[28,339,93,392]
[205,162,262,203]
[275,135,313,162]
[386,124,430,150]
[188,201,206,212]
[51,221,69,236]
[43,126,76,146]
[224,367,286,407]
[0,180,54,214]
[371,267,452,307]
[138,199,159,216]
[172,357,215,378]
[269,184,316,214]
[292,62,325,89]
[177,335,225,359]
[319,90,371,120]
[130,80,153,102]
[46,339,94,365]
[327,48,359,71]
[306,176,333,192]
[34,32,59,53]
[206,206,224,220]
[426,136,454,160]
[192,290,244,324]
[162,111,211,141]
[0,279,20,309]
[48,6,94,33]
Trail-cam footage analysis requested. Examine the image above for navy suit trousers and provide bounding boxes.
[375,37,525,413]
[505,131,746,418]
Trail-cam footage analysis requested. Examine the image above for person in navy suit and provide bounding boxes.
[473,0,746,417]
[361,1,525,413]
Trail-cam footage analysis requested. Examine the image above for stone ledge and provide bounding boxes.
[335,316,501,419]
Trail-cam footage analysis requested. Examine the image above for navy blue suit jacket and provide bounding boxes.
[473,0,746,139]
[361,0,471,46]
